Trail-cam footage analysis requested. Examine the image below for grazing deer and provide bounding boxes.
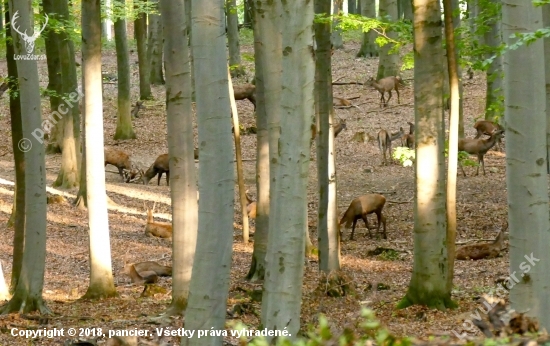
[104,148,132,182]
[339,194,387,240]
[131,101,145,118]
[366,76,404,107]
[401,121,415,149]
[377,127,405,165]
[474,120,504,150]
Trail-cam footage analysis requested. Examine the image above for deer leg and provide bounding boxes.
[118,166,125,181]
[350,219,358,240]
[386,91,392,106]
[459,160,467,177]
[379,92,385,108]
[479,154,485,176]
[157,172,162,186]
[362,215,373,238]
[396,88,400,104]
[166,171,170,186]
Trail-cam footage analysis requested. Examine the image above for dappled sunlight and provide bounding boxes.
[416,144,439,213]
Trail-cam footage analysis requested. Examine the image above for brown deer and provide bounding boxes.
[123,263,158,284]
[310,121,347,141]
[104,148,132,182]
[123,166,145,184]
[456,228,505,260]
[233,83,256,109]
[144,203,172,238]
[133,261,172,276]
[366,76,404,107]
[131,101,145,118]
[377,127,405,165]
[339,194,387,240]
[458,129,504,176]
[143,150,199,186]
[474,120,504,150]
[401,121,415,149]
[245,190,256,219]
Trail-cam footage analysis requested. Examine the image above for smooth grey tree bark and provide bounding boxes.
[147,0,164,85]
[261,0,315,339]
[331,0,344,48]
[544,1,550,174]
[376,0,400,79]
[159,0,198,315]
[484,0,503,121]
[226,0,244,77]
[81,0,117,300]
[356,0,378,57]
[397,0,453,310]
[135,0,152,100]
[113,0,136,140]
[503,0,550,330]
[401,0,413,20]
[1,0,49,314]
[102,0,113,40]
[184,0,234,344]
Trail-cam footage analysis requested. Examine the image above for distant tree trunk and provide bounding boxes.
[357,0,361,13]
[348,0,356,14]
[226,0,244,77]
[315,0,341,273]
[113,0,136,140]
[1,0,49,315]
[243,0,252,28]
[331,0,344,49]
[81,0,117,299]
[356,0,378,57]
[43,0,63,154]
[102,0,113,40]
[443,0,459,298]
[484,0,503,121]
[261,0,314,340]
[53,0,81,189]
[184,0,234,344]
[401,0,413,20]
[0,2,3,37]
[376,0,400,79]
[159,0,198,315]
[74,121,87,209]
[185,0,195,100]
[0,261,8,300]
[452,0,464,137]
[147,0,164,85]
[544,2,550,174]
[503,0,550,330]
[245,0,272,282]
[135,1,152,100]
[5,8,25,292]
[397,0,453,311]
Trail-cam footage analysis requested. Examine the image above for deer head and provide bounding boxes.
[11,11,49,54]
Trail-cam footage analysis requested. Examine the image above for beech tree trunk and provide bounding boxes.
[147,0,164,85]
[2,0,49,314]
[484,0,503,121]
[102,0,113,40]
[356,0,378,57]
[544,2,550,174]
[135,1,152,100]
[81,0,117,299]
[226,0,244,77]
[376,0,400,79]
[331,0,344,49]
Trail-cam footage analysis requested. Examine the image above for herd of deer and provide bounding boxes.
[115,76,505,260]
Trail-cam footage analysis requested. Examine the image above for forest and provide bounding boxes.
[0,0,549,345]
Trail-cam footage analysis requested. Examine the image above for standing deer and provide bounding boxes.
[458,129,504,176]
[377,127,405,165]
[366,76,404,107]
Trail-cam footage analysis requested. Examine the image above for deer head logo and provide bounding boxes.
[11,11,48,54]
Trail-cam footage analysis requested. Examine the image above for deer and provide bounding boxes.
[233,83,256,109]
[377,127,405,165]
[458,129,505,176]
[245,190,256,219]
[131,101,145,118]
[144,202,172,239]
[366,76,404,107]
[310,121,347,141]
[339,194,387,241]
[123,166,145,184]
[104,148,132,182]
[133,261,172,276]
[456,227,505,260]
[401,121,415,149]
[474,120,504,150]
[123,263,158,284]
[143,150,198,186]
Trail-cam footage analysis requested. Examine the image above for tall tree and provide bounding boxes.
[5,7,25,293]
[544,0,550,174]
[102,0,113,40]
[503,0,550,330]
[401,0,413,20]
[1,0,49,314]
[81,0,117,299]
[243,0,252,28]
[484,0,503,121]
[349,0,357,14]
[244,0,275,281]
[376,0,401,79]
[356,0,378,57]
[314,0,341,274]
[226,0,244,77]
[332,0,344,48]
[134,0,152,99]
[147,0,164,85]
[159,0,198,315]
[397,0,453,310]
[0,261,8,300]
[261,0,315,339]
[53,0,81,188]
[184,0,234,344]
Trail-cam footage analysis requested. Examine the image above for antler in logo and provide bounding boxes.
[11,11,48,54]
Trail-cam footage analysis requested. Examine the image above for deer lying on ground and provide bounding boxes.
[131,101,145,118]
[401,121,415,149]
[104,148,132,182]
[144,203,172,238]
[458,129,504,176]
[377,127,405,165]
[133,261,172,276]
[456,228,505,260]
[366,76,404,107]
[233,83,256,109]
[474,120,504,149]
[124,263,158,284]
[339,194,387,240]
[143,150,199,186]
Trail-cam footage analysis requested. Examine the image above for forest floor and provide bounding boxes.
[0,32,511,345]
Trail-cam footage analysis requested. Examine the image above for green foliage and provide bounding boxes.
[392,147,415,167]
[105,0,157,22]
[239,28,255,46]
[444,141,479,167]
[377,248,401,261]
